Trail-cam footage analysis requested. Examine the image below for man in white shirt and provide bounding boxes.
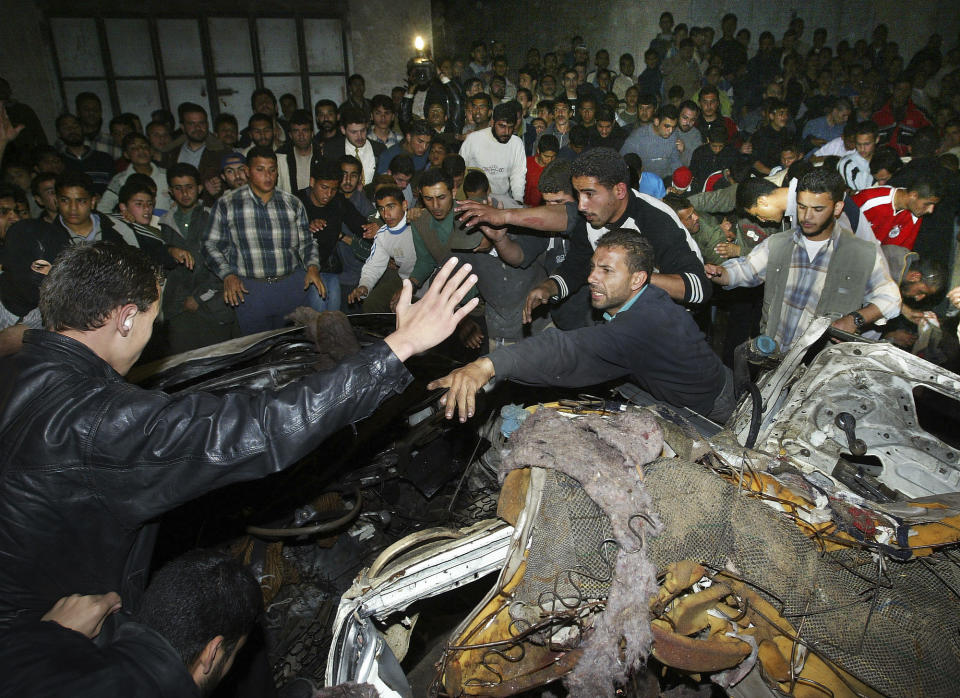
[320,106,385,186]
[459,102,527,203]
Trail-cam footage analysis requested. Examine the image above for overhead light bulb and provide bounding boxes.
[415,36,425,51]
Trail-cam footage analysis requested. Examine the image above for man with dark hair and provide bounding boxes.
[202,145,326,333]
[695,85,740,146]
[689,124,738,192]
[837,120,880,190]
[849,173,944,250]
[31,171,59,223]
[463,92,493,137]
[749,98,791,175]
[349,184,416,310]
[872,74,932,156]
[675,100,702,166]
[590,107,626,151]
[429,229,733,422]
[276,108,322,193]
[341,73,372,115]
[524,133,559,206]
[161,103,224,201]
[73,92,114,157]
[662,37,701,105]
[158,162,238,353]
[802,97,852,153]
[242,113,275,154]
[99,133,171,215]
[706,169,900,349]
[460,101,527,202]
[457,147,710,316]
[377,120,433,174]
[369,94,400,149]
[296,158,375,312]
[239,87,286,150]
[313,99,339,148]
[319,106,385,187]
[0,239,478,633]
[335,154,377,310]
[55,113,116,196]
[543,100,572,151]
[620,104,683,178]
[0,550,262,697]
[712,13,747,78]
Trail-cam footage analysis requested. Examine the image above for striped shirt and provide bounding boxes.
[722,227,901,350]
[203,185,319,280]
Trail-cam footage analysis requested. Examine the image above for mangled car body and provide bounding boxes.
[136,314,960,697]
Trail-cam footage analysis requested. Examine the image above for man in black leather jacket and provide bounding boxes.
[0,241,478,629]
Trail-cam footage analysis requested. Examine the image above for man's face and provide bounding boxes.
[780,149,799,169]
[575,65,587,84]
[597,120,613,138]
[873,167,893,186]
[76,98,101,129]
[57,116,85,147]
[587,244,643,314]
[572,175,626,228]
[57,186,96,228]
[222,163,248,189]
[902,274,938,303]
[654,117,677,139]
[124,138,153,167]
[426,103,447,130]
[597,71,612,92]
[348,77,365,99]
[493,59,508,77]
[389,170,411,190]
[408,134,431,156]
[290,123,313,150]
[120,192,155,225]
[34,179,58,216]
[316,105,337,135]
[645,52,660,69]
[310,178,339,207]
[680,44,695,61]
[429,142,447,167]
[537,149,557,167]
[855,133,878,160]
[253,93,276,117]
[796,190,840,238]
[247,156,278,196]
[169,175,199,210]
[249,120,274,147]
[769,107,790,130]
[906,192,940,218]
[471,44,487,64]
[376,195,406,228]
[182,111,209,144]
[147,124,172,153]
[214,121,238,149]
[533,118,547,135]
[579,102,596,125]
[540,76,557,96]
[678,107,698,132]
[699,93,719,119]
[471,100,491,126]
[562,72,578,94]
[595,51,610,69]
[340,164,361,194]
[676,206,700,234]
[830,106,851,126]
[944,125,960,149]
[543,53,559,73]
[517,92,532,114]
[490,79,506,100]
[518,73,534,91]
[110,123,133,147]
[574,47,589,65]
[342,122,367,148]
[638,103,655,123]
[0,197,21,236]
[659,14,673,32]
[553,102,570,126]
[35,152,64,174]
[420,182,453,220]
[746,196,784,224]
[280,95,296,117]
[708,140,726,155]
[372,105,393,130]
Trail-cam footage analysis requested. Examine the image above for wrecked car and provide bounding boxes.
[134,314,960,697]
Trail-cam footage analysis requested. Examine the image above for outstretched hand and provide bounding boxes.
[384,256,478,361]
[426,357,496,422]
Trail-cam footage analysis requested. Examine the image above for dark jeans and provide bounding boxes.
[235,270,321,335]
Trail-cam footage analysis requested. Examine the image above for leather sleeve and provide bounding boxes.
[86,341,413,525]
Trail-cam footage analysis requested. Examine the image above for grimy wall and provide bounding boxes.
[432,0,959,73]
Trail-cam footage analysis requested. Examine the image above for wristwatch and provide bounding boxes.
[849,311,866,334]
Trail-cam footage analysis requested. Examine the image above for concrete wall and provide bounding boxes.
[0,0,433,138]
[433,0,960,72]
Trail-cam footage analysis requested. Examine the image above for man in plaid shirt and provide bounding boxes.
[705,169,900,351]
[203,145,326,334]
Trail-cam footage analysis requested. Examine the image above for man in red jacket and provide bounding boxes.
[872,75,932,156]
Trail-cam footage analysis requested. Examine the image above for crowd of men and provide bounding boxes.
[1,11,960,695]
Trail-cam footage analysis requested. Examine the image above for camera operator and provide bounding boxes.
[399,52,464,140]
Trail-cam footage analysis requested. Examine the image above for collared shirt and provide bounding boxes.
[603,285,646,322]
[178,142,205,169]
[346,140,376,185]
[59,213,103,243]
[203,185,319,280]
[370,129,401,149]
[722,226,901,350]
